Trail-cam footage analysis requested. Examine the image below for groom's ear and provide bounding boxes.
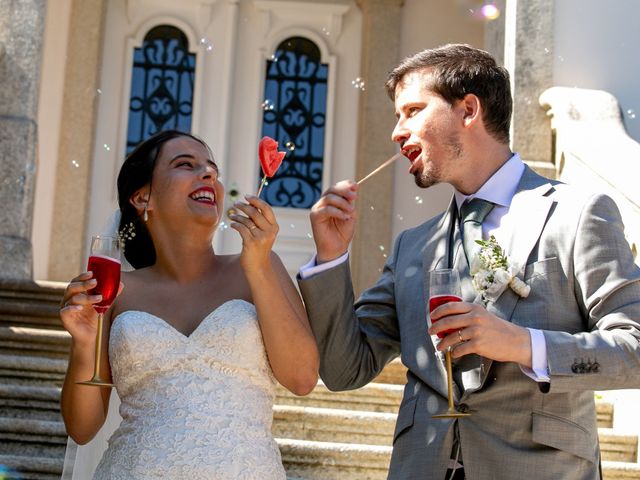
[129,187,150,215]
[460,93,482,128]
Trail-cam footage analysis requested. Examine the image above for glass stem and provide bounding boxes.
[445,349,455,411]
[93,312,104,380]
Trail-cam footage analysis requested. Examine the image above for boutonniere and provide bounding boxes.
[470,235,530,305]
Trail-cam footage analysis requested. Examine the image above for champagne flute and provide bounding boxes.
[77,235,121,387]
[428,269,471,418]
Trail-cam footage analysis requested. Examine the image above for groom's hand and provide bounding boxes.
[310,180,358,263]
[429,301,532,367]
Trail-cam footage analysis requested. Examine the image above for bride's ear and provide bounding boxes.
[129,187,151,217]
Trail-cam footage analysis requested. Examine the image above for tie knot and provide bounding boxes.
[460,198,495,224]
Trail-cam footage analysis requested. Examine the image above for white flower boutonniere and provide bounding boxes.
[470,235,530,305]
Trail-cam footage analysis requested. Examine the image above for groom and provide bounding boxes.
[297,44,640,479]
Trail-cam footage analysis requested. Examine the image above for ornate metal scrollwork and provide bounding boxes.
[260,37,328,209]
[126,25,196,154]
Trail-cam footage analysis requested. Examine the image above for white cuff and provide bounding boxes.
[519,328,550,382]
[298,252,349,279]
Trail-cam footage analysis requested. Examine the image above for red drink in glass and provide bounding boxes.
[428,294,462,338]
[87,255,121,314]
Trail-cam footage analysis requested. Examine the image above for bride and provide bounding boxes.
[59,130,319,479]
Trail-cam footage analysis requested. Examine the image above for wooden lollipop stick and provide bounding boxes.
[356,152,403,185]
[256,176,267,197]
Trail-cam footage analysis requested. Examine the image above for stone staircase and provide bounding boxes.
[1,280,639,479]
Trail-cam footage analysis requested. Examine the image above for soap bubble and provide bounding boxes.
[351,77,366,91]
[199,37,213,52]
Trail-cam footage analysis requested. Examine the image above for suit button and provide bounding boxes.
[458,403,469,413]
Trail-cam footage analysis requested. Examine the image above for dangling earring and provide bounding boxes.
[143,204,148,222]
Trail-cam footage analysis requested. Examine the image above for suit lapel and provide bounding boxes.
[472,166,556,391]
[422,197,462,400]
[493,167,555,318]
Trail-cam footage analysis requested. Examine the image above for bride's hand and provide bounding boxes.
[229,195,279,272]
[59,272,122,346]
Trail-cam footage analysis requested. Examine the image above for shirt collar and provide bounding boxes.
[454,153,525,210]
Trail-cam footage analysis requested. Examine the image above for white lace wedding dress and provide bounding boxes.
[91,299,286,479]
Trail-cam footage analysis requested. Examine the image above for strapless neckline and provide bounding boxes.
[112,298,252,339]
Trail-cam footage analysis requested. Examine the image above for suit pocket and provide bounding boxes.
[392,395,418,445]
[532,411,598,463]
[524,257,560,282]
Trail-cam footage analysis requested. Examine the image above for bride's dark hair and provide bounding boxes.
[117,130,210,269]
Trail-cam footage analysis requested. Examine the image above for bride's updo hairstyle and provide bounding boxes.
[117,130,210,269]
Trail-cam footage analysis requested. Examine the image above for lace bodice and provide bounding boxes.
[93,299,286,479]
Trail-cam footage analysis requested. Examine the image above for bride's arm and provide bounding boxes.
[230,196,319,395]
[59,272,113,444]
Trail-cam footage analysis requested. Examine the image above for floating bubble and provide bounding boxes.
[382,254,388,258]
[627,109,636,119]
[379,245,385,251]
[103,144,111,151]
[558,55,564,63]
[199,37,213,52]
[544,47,550,54]
[285,141,295,151]
[289,223,295,229]
[96,88,102,95]
[370,205,375,211]
[306,232,313,239]
[71,160,80,168]
[480,3,500,20]
[261,99,275,111]
[396,214,404,221]
[351,77,366,91]
[468,8,475,14]
[269,54,279,62]
[415,196,423,205]
[321,27,330,36]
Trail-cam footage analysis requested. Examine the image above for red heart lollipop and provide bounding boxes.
[257,136,286,196]
[258,136,286,177]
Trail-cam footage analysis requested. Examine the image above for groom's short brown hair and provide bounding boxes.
[386,44,512,145]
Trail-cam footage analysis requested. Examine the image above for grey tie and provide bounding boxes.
[460,198,495,265]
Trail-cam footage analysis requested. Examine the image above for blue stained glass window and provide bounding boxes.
[126,25,196,154]
[260,37,328,209]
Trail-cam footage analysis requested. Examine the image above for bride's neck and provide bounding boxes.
[149,224,218,282]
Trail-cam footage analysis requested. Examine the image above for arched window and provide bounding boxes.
[126,25,196,154]
[260,36,328,209]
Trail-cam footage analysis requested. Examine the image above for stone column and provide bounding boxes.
[0,0,47,281]
[351,0,404,296]
[486,0,555,177]
[48,0,106,280]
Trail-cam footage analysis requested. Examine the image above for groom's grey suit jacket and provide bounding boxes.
[298,166,640,480]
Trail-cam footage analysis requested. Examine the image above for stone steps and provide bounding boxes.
[276,438,391,480]
[273,405,396,446]
[1,280,639,479]
[0,325,70,358]
[0,279,67,329]
[0,454,63,479]
[272,403,636,462]
[603,461,640,480]
[276,382,403,413]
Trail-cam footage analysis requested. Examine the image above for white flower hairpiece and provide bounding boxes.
[470,235,530,305]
